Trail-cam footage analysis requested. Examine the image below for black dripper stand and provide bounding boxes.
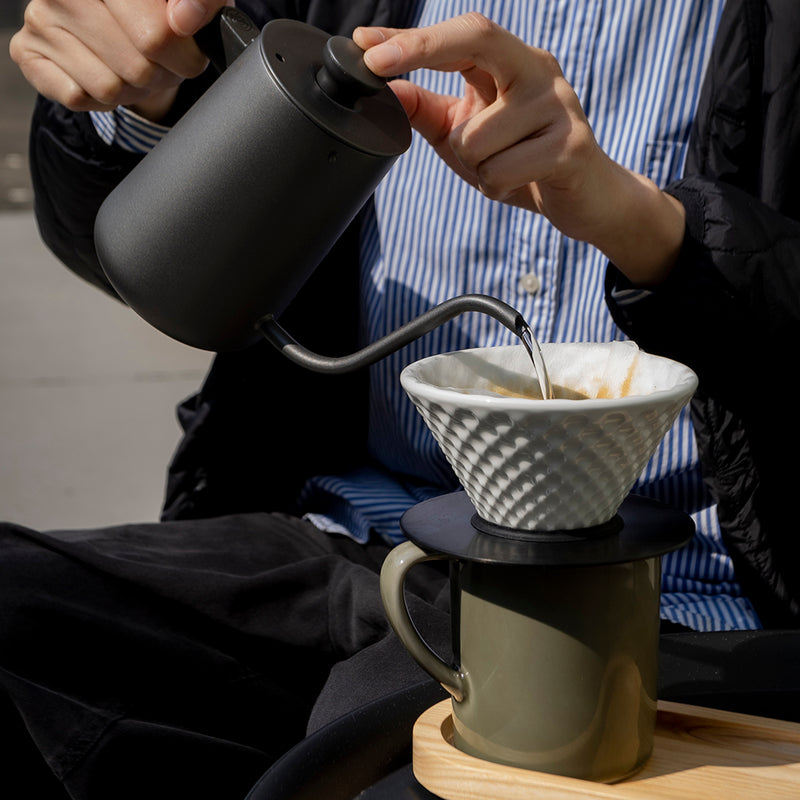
[400,490,693,568]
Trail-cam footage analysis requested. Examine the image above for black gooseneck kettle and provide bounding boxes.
[94,9,534,376]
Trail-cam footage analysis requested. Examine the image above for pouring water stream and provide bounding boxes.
[519,324,554,400]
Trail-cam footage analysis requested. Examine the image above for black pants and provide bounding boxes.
[0,514,451,800]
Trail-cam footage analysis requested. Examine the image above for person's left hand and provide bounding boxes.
[353,13,686,286]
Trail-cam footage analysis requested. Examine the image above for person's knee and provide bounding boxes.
[0,523,79,655]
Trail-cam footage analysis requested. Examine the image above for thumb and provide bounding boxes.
[388,79,477,188]
[167,0,232,37]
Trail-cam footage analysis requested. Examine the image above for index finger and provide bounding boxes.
[358,13,536,89]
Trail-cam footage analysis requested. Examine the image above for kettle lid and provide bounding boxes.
[261,19,412,158]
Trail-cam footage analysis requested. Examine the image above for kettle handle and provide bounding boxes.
[194,7,260,73]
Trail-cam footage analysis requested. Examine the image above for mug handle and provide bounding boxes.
[380,541,465,702]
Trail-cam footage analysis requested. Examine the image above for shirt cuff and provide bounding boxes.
[89,107,171,153]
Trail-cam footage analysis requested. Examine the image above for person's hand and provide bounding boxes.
[9,0,230,121]
[353,13,686,286]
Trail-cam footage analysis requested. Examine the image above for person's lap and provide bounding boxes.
[0,513,449,799]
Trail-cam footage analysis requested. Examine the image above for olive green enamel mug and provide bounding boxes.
[381,539,661,781]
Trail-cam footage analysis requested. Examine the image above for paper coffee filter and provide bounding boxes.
[544,340,641,399]
[421,341,685,401]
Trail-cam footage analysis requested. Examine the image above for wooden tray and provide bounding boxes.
[413,699,800,799]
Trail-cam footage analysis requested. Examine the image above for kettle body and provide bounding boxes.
[95,18,411,351]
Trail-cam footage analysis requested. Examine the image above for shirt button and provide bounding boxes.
[519,272,541,295]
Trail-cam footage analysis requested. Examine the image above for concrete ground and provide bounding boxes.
[1,19,213,530]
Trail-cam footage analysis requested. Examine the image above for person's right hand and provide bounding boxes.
[9,0,230,121]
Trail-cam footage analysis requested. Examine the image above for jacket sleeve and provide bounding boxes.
[30,100,139,298]
[606,175,800,626]
[605,175,800,411]
[28,78,213,298]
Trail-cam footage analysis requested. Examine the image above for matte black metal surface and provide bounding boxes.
[194,7,260,73]
[257,294,525,373]
[95,20,411,351]
[400,491,695,566]
[316,35,386,107]
[262,20,410,156]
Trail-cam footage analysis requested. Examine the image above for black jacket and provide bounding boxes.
[607,0,800,627]
[28,0,800,625]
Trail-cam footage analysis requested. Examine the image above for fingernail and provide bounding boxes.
[170,0,209,36]
[364,42,401,73]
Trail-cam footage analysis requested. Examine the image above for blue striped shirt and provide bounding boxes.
[92,0,761,632]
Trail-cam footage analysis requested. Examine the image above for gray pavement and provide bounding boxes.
[0,211,213,530]
[1,19,213,529]
[1,23,35,212]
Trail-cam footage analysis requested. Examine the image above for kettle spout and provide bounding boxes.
[257,293,528,374]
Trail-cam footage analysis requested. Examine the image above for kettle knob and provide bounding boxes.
[316,36,386,107]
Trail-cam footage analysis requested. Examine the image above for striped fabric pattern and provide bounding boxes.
[90,107,171,152]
